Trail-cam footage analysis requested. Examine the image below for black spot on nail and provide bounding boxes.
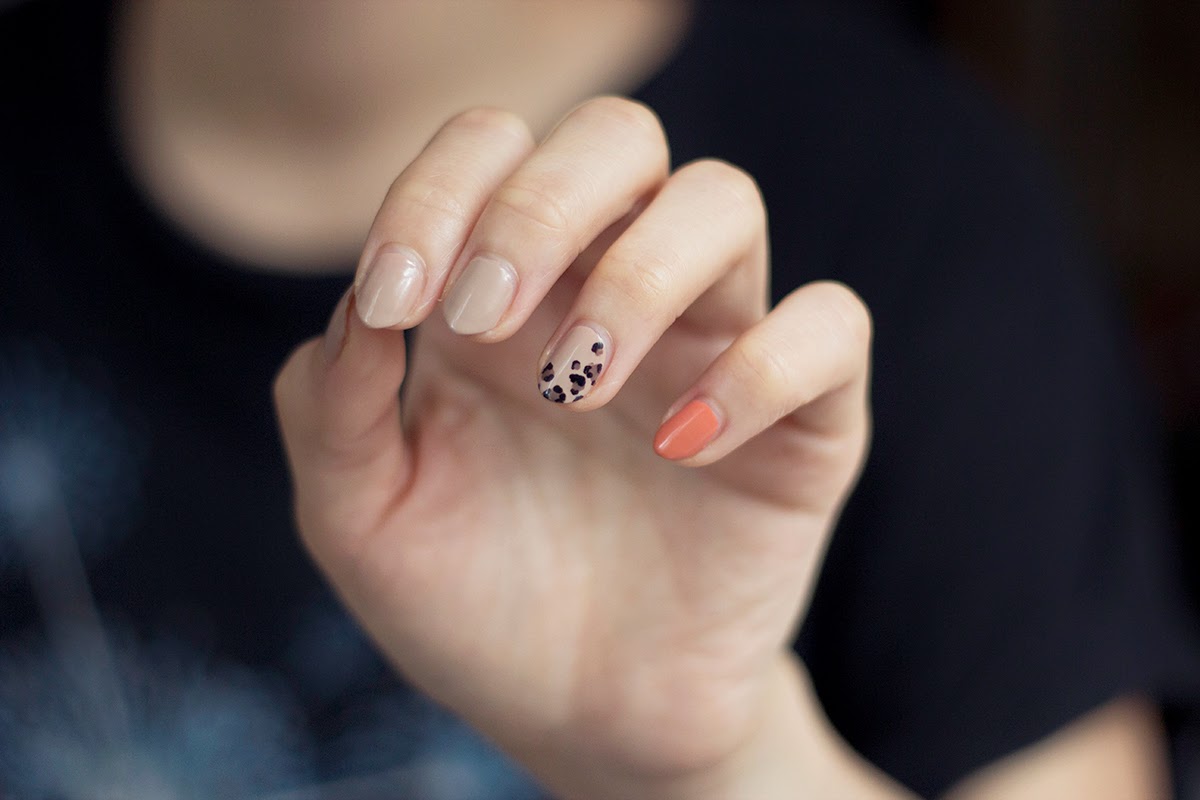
[569,374,586,387]
[592,342,603,354]
[571,360,581,370]
[572,395,582,402]
[594,363,602,374]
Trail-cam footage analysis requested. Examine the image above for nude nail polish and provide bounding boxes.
[356,245,425,329]
[324,288,353,363]
[538,325,608,404]
[654,399,720,460]
[442,255,517,335]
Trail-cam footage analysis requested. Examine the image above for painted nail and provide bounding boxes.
[538,325,609,404]
[442,255,517,335]
[356,244,425,329]
[323,287,354,363]
[654,399,721,460]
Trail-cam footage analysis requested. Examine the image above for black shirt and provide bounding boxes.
[2,2,1196,797]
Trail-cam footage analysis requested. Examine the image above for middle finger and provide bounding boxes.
[440,96,670,339]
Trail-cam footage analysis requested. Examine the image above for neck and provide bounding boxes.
[114,0,691,272]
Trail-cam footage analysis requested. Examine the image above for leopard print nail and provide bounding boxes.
[538,326,607,404]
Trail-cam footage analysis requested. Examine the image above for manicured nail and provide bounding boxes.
[324,288,353,363]
[442,255,517,335]
[538,325,609,404]
[654,399,721,460]
[356,244,425,329]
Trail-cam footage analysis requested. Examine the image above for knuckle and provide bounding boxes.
[677,159,764,220]
[604,248,678,312]
[734,334,793,399]
[391,177,472,222]
[444,106,532,143]
[491,180,574,236]
[575,96,665,142]
[812,281,873,352]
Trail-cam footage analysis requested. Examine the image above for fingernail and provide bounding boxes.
[538,325,609,404]
[356,244,426,329]
[442,255,517,335]
[654,399,721,460]
[324,287,354,363]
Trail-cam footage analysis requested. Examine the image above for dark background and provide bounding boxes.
[901,0,1200,611]
[2,1,1197,796]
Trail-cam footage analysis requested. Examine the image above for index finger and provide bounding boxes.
[353,108,535,330]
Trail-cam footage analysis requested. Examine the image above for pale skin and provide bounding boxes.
[116,2,1172,797]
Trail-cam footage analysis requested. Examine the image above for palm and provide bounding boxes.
[334,282,859,771]
[277,101,873,791]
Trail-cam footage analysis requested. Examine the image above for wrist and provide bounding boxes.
[534,654,911,800]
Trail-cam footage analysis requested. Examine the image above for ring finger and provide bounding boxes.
[535,158,769,408]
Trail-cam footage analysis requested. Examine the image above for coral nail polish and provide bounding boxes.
[654,399,721,460]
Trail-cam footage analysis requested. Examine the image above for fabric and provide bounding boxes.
[1,1,1196,797]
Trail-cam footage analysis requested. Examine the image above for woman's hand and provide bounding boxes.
[273,97,874,800]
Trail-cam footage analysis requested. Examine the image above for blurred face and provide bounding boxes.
[113,0,692,268]
[127,0,691,117]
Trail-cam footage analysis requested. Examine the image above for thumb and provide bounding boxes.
[273,287,412,556]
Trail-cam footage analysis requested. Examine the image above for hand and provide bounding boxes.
[273,97,872,800]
